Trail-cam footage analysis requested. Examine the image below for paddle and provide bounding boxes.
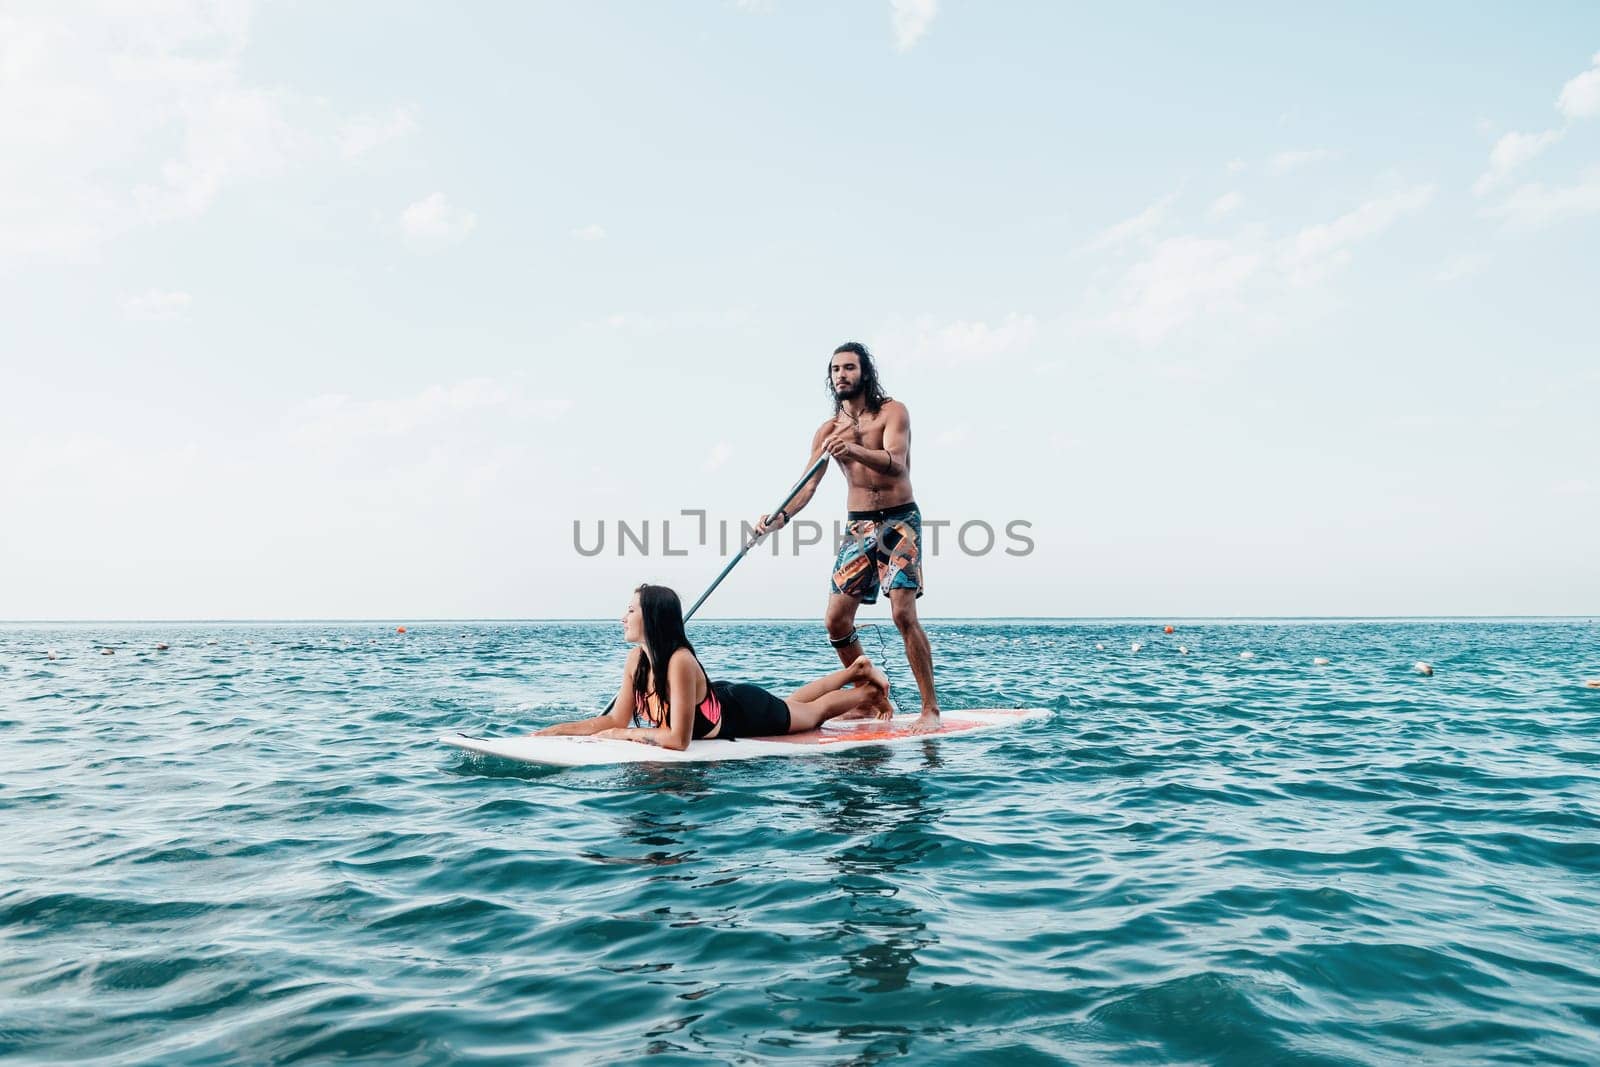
[598,453,828,713]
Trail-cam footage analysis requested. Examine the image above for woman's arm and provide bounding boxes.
[532,648,640,736]
[595,649,698,750]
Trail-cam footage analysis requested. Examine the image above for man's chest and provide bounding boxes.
[833,413,888,448]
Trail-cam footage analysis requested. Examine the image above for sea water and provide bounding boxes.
[2,619,1598,1064]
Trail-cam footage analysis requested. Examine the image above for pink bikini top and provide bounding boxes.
[636,672,722,738]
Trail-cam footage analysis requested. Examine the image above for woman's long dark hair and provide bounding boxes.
[827,341,891,415]
[630,583,702,726]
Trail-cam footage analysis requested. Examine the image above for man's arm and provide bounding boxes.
[829,402,909,475]
[755,423,831,533]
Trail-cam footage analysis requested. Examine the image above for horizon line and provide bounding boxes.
[2,615,1595,625]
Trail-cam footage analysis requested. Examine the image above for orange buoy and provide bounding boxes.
[396,626,407,634]
[1164,625,1174,634]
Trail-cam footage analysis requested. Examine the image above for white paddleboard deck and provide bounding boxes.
[440,708,1049,767]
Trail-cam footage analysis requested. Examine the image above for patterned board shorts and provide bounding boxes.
[829,503,924,605]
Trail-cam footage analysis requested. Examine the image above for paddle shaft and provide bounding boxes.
[681,453,828,620]
[598,453,828,713]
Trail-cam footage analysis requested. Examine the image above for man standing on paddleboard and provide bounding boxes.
[754,342,941,733]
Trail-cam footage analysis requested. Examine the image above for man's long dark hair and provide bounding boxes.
[827,341,891,415]
[630,583,702,726]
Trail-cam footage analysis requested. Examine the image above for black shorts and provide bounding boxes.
[712,681,790,739]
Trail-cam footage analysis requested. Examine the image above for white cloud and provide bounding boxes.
[703,442,733,472]
[0,3,397,264]
[890,0,937,52]
[1488,168,1600,231]
[400,193,477,247]
[340,106,417,159]
[1046,431,1081,454]
[875,312,1039,366]
[123,289,193,321]
[1090,185,1433,342]
[288,378,516,444]
[1099,236,1263,343]
[1207,191,1243,218]
[593,308,752,335]
[1267,148,1336,176]
[3,432,216,532]
[1557,51,1600,119]
[1472,53,1600,214]
[1087,192,1178,250]
[132,85,303,224]
[0,4,264,259]
[1473,129,1564,196]
[1282,185,1435,279]
[1436,253,1490,283]
[571,223,607,241]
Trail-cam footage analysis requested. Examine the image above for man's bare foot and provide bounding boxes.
[909,709,942,734]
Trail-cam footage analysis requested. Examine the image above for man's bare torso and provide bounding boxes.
[814,401,914,512]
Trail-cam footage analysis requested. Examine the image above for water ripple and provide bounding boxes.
[2,618,1599,1063]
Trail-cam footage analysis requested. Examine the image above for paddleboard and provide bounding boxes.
[440,708,1048,767]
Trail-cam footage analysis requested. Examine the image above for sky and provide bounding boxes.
[2,1,1598,620]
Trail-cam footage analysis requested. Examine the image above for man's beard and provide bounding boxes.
[833,381,863,401]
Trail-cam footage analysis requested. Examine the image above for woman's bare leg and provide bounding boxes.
[787,656,894,719]
[784,659,890,732]
[786,656,873,704]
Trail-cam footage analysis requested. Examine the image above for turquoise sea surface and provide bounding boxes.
[3,619,1599,1065]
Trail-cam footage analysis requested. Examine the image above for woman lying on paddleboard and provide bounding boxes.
[535,583,890,750]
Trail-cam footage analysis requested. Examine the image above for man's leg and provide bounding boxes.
[825,593,892,719]
[824,592,864,668]
[888,587,939,729]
